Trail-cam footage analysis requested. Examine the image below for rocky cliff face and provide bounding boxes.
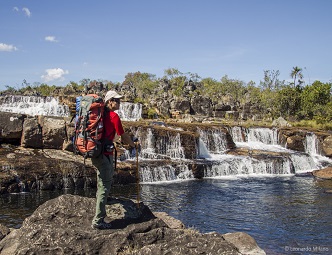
[0,194,266,255]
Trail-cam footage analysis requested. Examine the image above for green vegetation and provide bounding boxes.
[1,67,331,127]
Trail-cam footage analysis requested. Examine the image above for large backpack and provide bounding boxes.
[73,94,105,160]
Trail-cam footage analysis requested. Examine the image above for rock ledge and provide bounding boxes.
[0,194,265,255]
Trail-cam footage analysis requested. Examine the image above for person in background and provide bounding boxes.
[91,90,136,230]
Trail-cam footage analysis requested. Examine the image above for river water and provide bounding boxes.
[1,175,331,255]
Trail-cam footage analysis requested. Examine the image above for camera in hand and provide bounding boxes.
[105,144,114,152]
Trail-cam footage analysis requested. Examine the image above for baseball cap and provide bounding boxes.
[104,90,123,103]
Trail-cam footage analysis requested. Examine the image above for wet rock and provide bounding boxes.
[286,135,305,152]
[0,147,97,194]
[322,135,332,157]
[312,167,332,179]
[0,194,265,255]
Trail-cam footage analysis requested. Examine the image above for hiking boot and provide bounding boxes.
[91,221,112,230]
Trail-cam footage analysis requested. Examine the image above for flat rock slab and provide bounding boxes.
[0,194,265,255]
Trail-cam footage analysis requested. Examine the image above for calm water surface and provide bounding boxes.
[1,176,331,254]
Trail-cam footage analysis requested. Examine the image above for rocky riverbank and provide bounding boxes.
[1,111,332,193]
[0,194,266,255]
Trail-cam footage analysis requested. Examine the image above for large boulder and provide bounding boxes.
[21,116,43,148]
[0,113,25,142]
[272,117,291,127]
[286,135,305,152]
[0,194,265,255]
[190,95,212,116]
[40,116,67,149]
[322,135,332,157]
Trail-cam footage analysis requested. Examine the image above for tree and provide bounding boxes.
[123,71,157,100]
[290,66,304,88]
[220,75,245,103]
[259,70,284,90]
[275,85,302,118]
[300,81,332,120]
[201,77,221,100]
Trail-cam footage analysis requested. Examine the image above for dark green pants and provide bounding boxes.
[91,155,114,225]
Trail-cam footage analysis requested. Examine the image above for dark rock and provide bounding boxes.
[173,99,192,114]
[0,112,25,143]
[0,147,97,194]
[0,194,265,255]
[286,135,305,152]
[191,95,212,116]
[214,104,231,111]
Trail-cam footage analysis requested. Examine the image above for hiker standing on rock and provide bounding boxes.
[91,90,136,230]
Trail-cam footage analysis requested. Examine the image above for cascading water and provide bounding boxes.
[197,127,228,155]
[303,132,332,171]
[202,126,332,177]
[0,95,70,117]
[129,127,186,160]
[2,94,330,181]
[140,164,194,183]
[228,126,245,142]
[203,155,294,177]
[246,127,278,145]
[305,132,319,155]
[116,102,142,121]
[122,126,188,182]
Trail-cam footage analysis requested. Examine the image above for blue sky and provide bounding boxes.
[1,0,332,91]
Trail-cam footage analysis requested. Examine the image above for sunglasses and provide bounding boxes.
[111,98,121,103]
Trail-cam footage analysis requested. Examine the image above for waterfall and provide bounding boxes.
[288,153,317,173]
[116,102,142,121]
[247,127,278,145]
[201,126,332,177]
[125,127,186,160]
[0,95,70,117]
[140,164,193,183]
[305,132,319,155]
[197,128,228,154]
[229,126,245,142]
[198,138,211,158]
[203,155,293,177]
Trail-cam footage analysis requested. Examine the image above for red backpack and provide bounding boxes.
[74,94,104,159]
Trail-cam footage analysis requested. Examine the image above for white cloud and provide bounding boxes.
[0,43,18,52]
[41,68,69,82]
[45,36,58,42]
[22,7,31,17]
[13,7,19,12]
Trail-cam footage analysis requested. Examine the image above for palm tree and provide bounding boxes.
[290,66,304,87]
